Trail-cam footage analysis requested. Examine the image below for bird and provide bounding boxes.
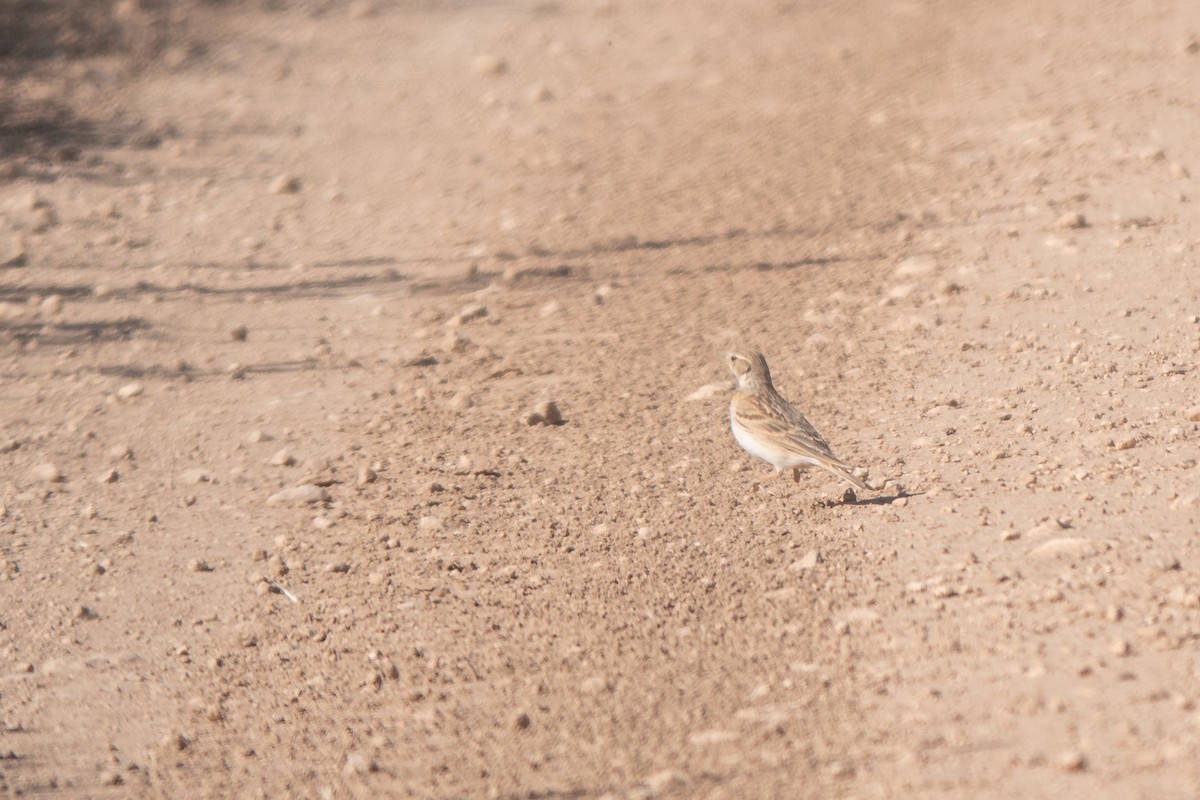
[726,348,868,491]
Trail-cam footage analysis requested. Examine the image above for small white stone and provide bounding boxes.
[687,382,730,401]
[471,54,507,75]
[117,382,144,400]
[268,448,296,467]
[269,174,301,195]
[266,485,330,506]
[31,463,62,483]
[180,469,210,485]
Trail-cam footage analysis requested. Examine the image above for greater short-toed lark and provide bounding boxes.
[727,349,868,491]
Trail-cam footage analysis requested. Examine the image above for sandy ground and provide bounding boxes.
[3,0,1200,797]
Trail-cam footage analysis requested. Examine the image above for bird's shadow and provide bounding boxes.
[826,488,923,508]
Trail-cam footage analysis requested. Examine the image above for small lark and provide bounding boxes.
[727,349,868,491]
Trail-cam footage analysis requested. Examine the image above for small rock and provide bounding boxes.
[1184,405,1200,422]
[98,468,120,484]
[447,392,471,411]
[269,174,301,195]
[266,485,330,506]
[1055,211,1088,230]
[788,550,821,572]
[687,382,730,401]
[31,463,62,483]
[357,466,377,485]
[894,256,935,277]
[1028,537,1106,560]
[579,675,610,694]
[523,400,565,426]
[644,770,688,794]
[40,295,63,315]
[229,324,249,342]
[180,469,210,485]
[1056,750,1087,772]
[188,559,213,573]
[117,382,144,400]
[323,562,351,574]
[471,54,507,75]
[540,301,561,317]
[512,711,532,730]
[246,430,272,444]
[343,751,375,776]
[3,234,27,267]
[108,444,133,460]
[268,448,296,467]
[1110,639,1132,657]
[441,331,471,354]
[528,83,554,102]
[312,515,335,530]
[454,303,488,325]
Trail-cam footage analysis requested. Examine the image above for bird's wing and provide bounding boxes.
[734,392,837,459]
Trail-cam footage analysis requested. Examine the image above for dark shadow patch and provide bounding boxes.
[0,317,150,346]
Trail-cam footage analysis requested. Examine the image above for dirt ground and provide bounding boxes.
[3,0,1200,797]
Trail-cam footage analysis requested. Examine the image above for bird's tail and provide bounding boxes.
[820,457,868,490]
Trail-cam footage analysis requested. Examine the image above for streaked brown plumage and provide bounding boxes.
[726,349,868,490]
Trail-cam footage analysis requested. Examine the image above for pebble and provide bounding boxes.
[229,324,249,342]
[528,83,554,102]
[31,463,63,483]
[180,469,210,485]
[1110,639,1132,657]
[579,674,610,694]
[788,550,821,572]
[312,515,335,530]
[471,54,507,75]
[268,448,296,467]
[323,562,351,574]
[688,729,738,746]
[1184,405,1200,422]
[342,751,375,776]
[643,770,688,794]
[1055,211,1088,230]
[540,301,562,317]
[686,382,729,401]
[109,444,133,460]
[454,303,488,325]
[894,256,935,277]
[447,392,471,411]
[512,711,531,730]
[523,400,565,426]
[1056,750,1087,772]
[266,485,330,506]
[246,430,272,444]
[40,295,62,315]
[269,174,301,194]
[117,382,144,400]
[188,559,213,573]
[4,234,27,267]
[357,466,377,485]
[1028,537,1106,560]
[98,469,120,484]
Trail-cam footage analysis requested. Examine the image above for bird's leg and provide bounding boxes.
[791,468,801,484]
